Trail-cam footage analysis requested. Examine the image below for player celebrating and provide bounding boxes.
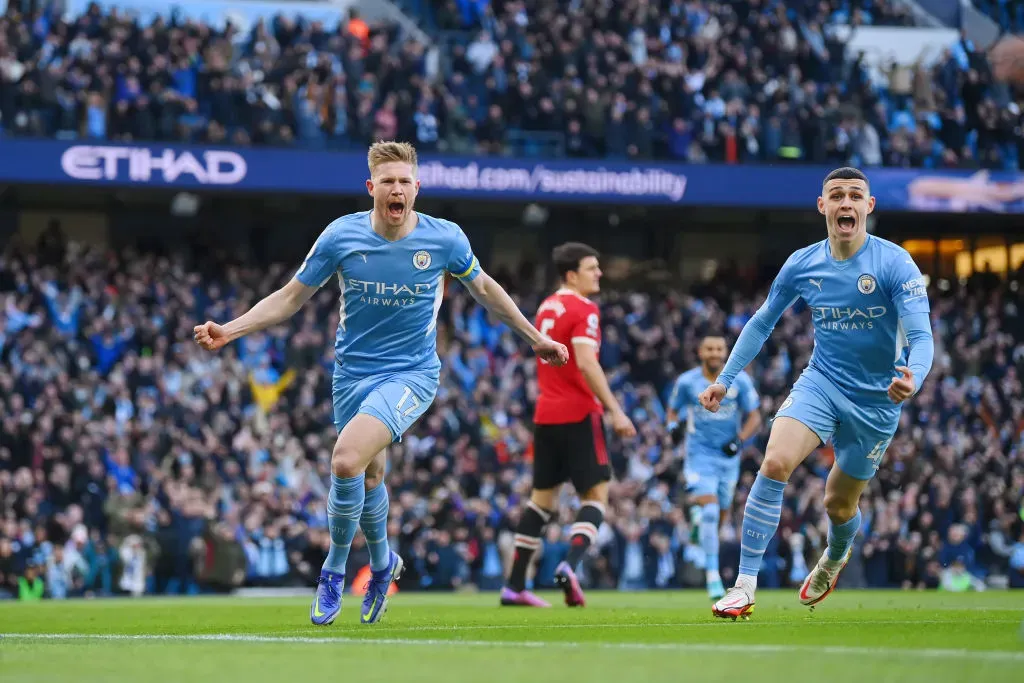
[667,335,762,601]
[194,142,568,625]
[702,167,934,619]
[500,242,636,608]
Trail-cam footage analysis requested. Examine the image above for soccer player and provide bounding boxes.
[702,167,934,619]
[667,335,762,601]
[500,242,636,608]
[193,141,568,625]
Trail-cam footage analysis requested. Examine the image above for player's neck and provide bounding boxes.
[371,210,417,242]
[701,366,718,382]
[828,231,867,261]
[557,284,587,298]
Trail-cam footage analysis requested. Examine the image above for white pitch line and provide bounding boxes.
[299,618,1022,633]
[4,633,1023,662]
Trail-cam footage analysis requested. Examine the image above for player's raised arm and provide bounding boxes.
[448,227,568,367]
[193,228,337,350]
[885,251,935,403]
[699,257,799,412]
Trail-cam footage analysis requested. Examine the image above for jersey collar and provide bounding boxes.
[826,234,871,269]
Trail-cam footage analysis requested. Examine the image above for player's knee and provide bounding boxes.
[823,491,858,523]
[759,450,794,482]
[331,443,365,479]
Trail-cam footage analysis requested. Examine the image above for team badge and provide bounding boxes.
[726,386,739,399]
[779,396,794,412]
[857,274,876,295]
[413,250,431,270]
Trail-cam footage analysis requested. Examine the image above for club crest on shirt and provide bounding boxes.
[857,273,876,295]
[413,250,431,270]
[726,386,739,399]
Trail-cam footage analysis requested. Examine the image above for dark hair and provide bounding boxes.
[552,242,599,281]
[823,167,869,188]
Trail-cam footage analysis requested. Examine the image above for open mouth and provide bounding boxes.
[837,214,856,230]
[387,201,405,219]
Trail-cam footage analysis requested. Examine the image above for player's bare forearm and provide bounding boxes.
[738,411,762,441]
[464,271,543,345]
[222,278,316,341]
[575,344,624,415]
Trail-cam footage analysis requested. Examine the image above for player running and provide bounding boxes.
[500,242,636,608]
[702,167,934,619]
[193,142,568,625]
[667,335,762,601]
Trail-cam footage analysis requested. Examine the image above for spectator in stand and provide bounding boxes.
[2,1,1024,169]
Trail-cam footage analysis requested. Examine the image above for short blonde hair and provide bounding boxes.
[368,141,418,175]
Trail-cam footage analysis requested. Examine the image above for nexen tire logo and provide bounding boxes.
[60,146,247,185]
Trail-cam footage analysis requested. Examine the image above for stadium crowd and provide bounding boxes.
[1,0,1024,169]
[0,224,1022,601]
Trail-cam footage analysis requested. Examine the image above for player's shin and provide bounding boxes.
[360,482,391,572]
[506,500,551,592]
[324,473,367,574]
[826,507,862,564]
[565,501,604,569]
[736,474,786,592]
[700,502,722,580]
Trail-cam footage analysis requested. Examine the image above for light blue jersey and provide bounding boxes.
[716,235,934,479]
[670,369,758,507]
[295,210,481,440]
[669,368,759,456]
[296,210,480,379]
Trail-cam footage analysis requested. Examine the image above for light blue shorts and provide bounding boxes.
[775,366,900,480]
[684,449,742,508]
[332,368,437,442]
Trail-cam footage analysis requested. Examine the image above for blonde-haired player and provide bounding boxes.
[195,141,568,625]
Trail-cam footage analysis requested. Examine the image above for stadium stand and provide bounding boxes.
[0,228,1021,599]
[1,0,1023,168]
[0,0,1022,603]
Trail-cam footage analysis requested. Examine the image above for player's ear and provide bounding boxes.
[866,195,876,214]
[415,179,421,194]
[816,196,826,215]
[366,179,374,196]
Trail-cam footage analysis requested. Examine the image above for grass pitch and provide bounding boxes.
[3,590,1023,683]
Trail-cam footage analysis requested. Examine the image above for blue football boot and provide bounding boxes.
[361,552,404,624]
[310,569,344,626]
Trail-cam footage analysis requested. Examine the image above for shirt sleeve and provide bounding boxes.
[902,312,934,394]
[887,249,931,318]
[716,254,801,389]
[447,224,480,281]
[569,305,601,349]
[295,224,342,289]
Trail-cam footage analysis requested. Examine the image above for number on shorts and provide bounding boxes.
[395,386,421,418]
[866,439,890,471]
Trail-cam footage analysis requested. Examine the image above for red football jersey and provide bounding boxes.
[533,288,603,424]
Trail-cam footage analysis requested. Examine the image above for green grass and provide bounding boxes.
[3,590,1023,683]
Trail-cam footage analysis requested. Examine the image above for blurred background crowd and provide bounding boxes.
[1,223,1022,600]
[2,0,1024,169]
[1,0,1023,601]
